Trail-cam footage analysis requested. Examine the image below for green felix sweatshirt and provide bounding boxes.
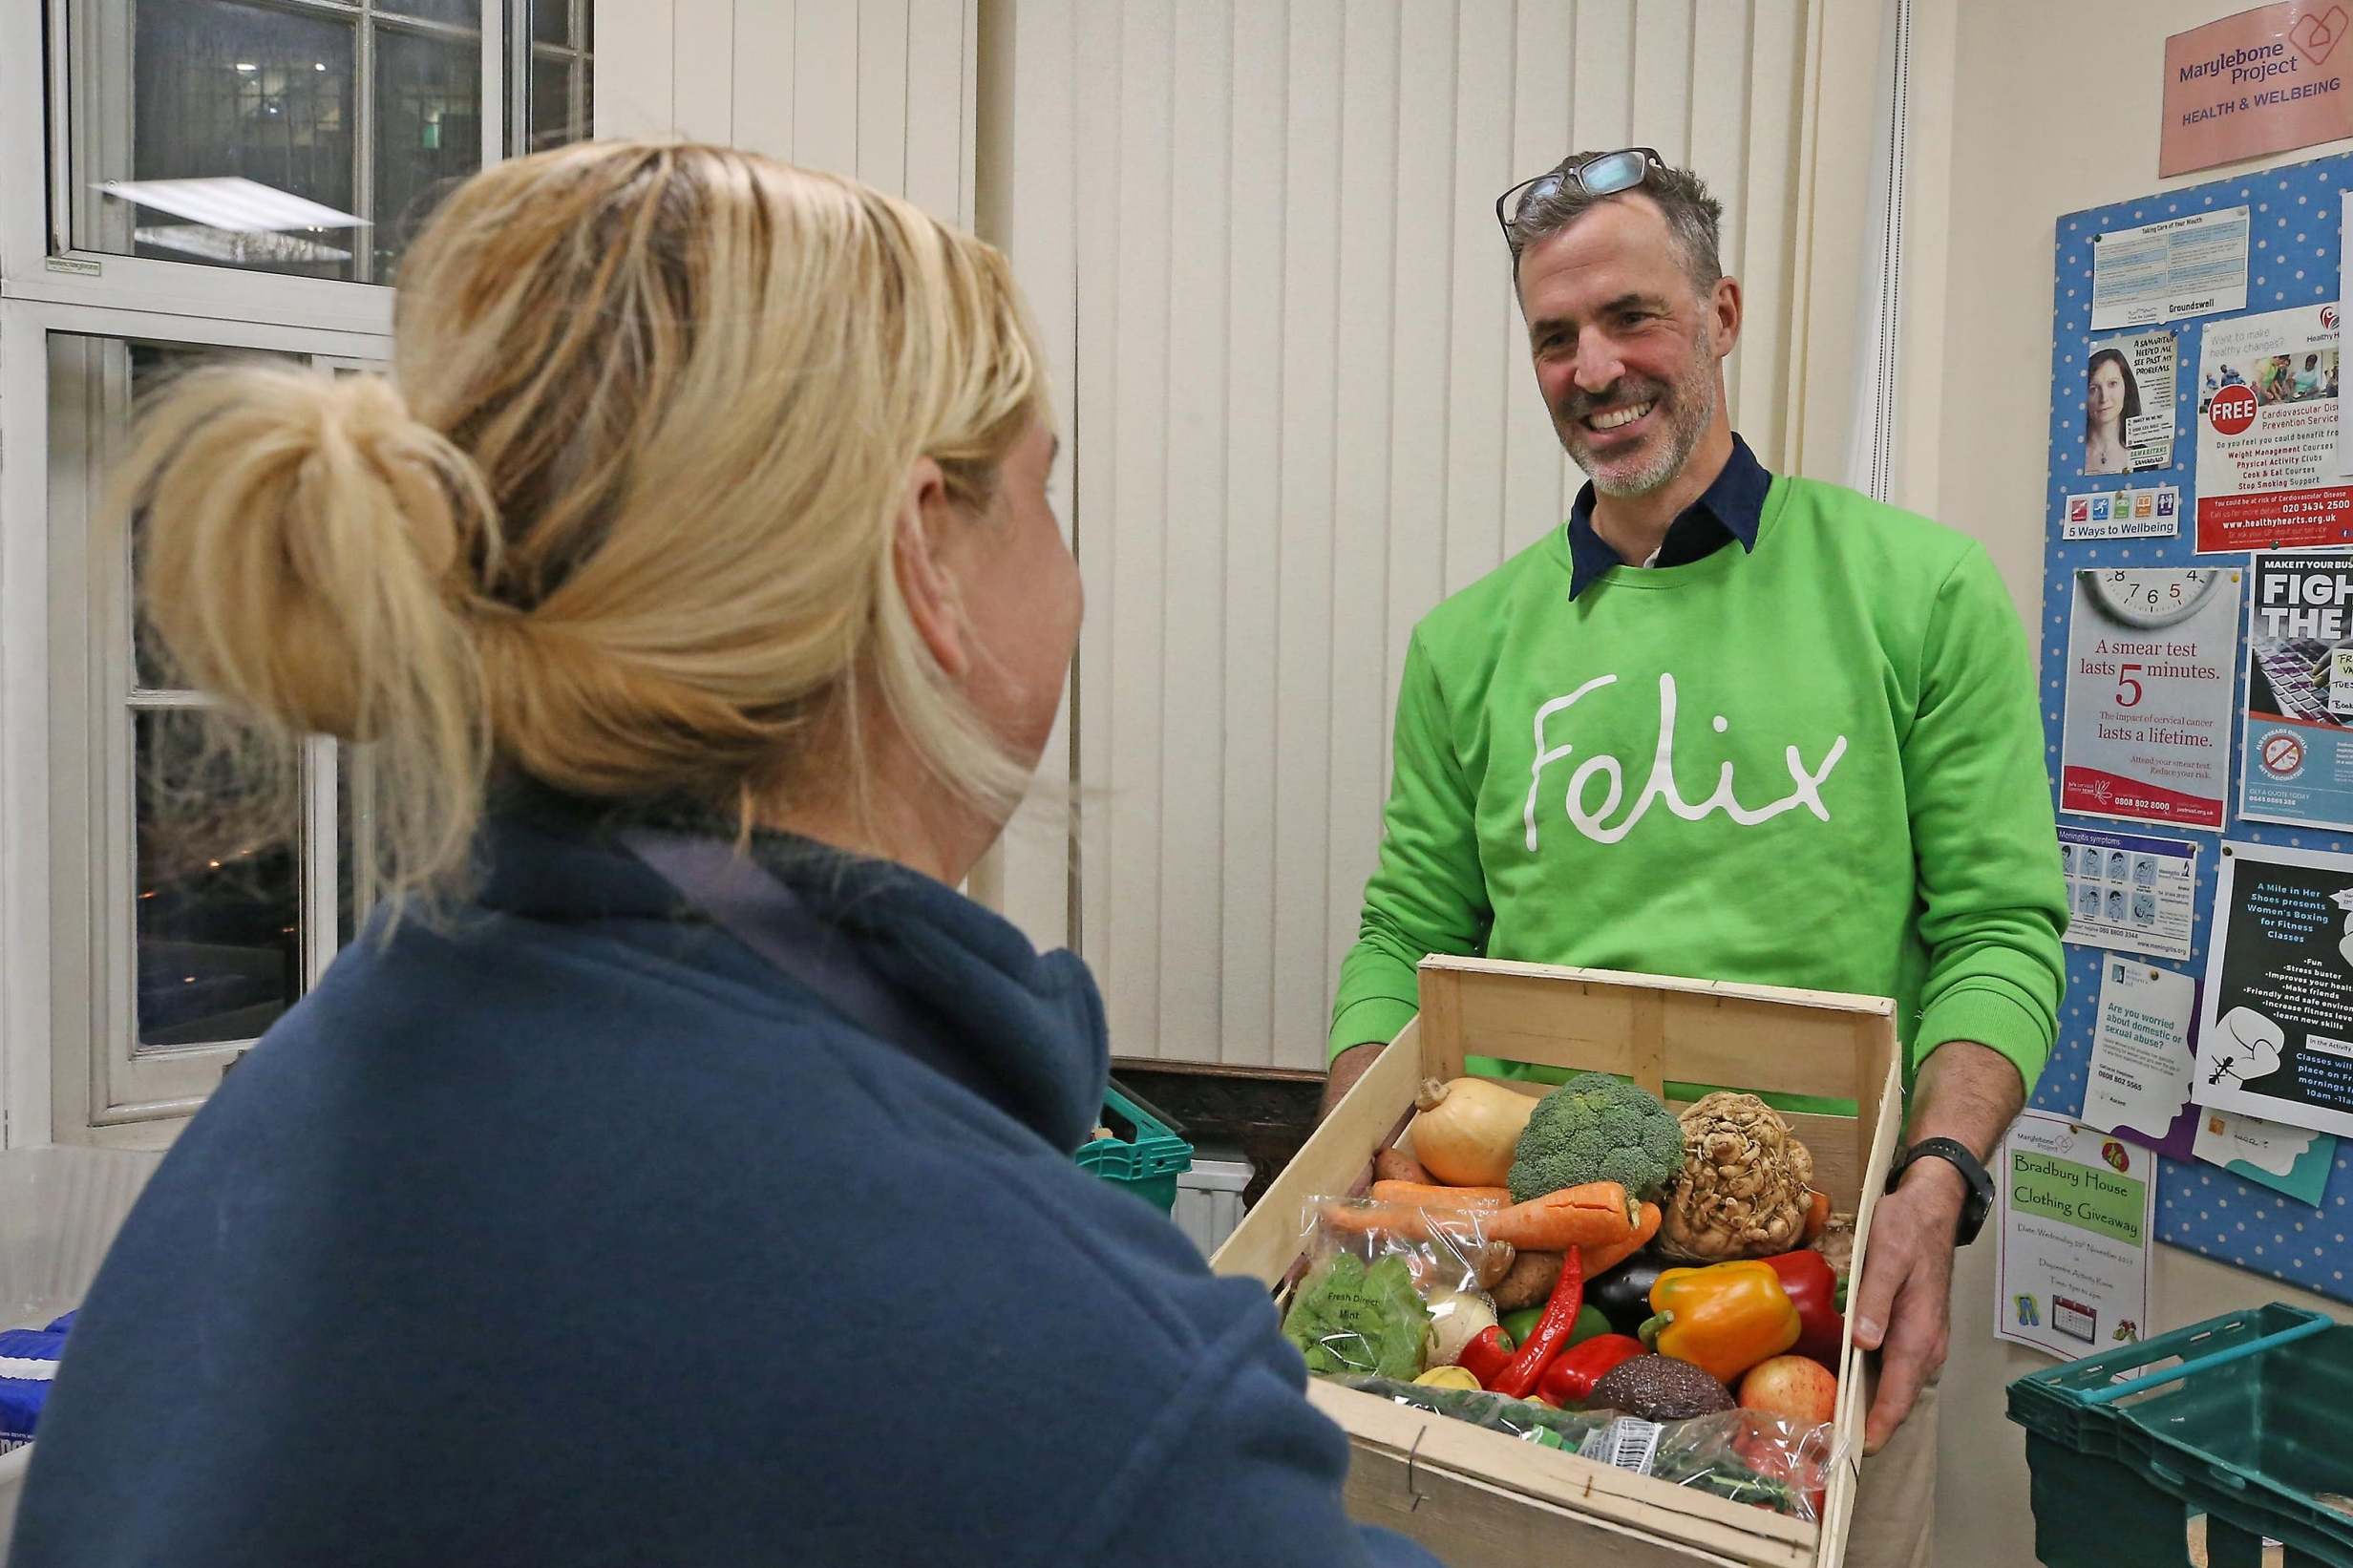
[1329,474,2067,1099]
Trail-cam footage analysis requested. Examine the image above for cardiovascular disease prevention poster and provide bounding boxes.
[2200,841,2353,1139]
[2196,303,2353,552]
[2244,553,2353,829]
[2061,568,2243,829]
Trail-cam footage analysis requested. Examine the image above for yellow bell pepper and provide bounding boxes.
[1411,1364,1485,1391]
[1641,1260,1801,1384]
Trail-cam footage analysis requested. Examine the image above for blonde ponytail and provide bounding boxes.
[126,367,494,895]
[128,140,1052,900]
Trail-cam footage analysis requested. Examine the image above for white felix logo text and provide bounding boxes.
[1522,672,1848,851]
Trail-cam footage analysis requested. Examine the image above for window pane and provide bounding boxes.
[532,0,571,48]
[98,0,363,280]
[380,0,484,26]
[528,53,576,154]
[372,26,484,280]
[134,710,301,1051]
[124,342,298,689]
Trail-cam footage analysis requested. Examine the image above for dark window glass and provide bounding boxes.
[134,710,301,1050]
[529,53,575,153]
[373,26,483,280]
[124,0,361,279]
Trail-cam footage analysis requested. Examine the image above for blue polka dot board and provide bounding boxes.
[2046,150,2353,1305]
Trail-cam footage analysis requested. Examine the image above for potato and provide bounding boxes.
[1374,1146,1432,1186]
[1490,1248,1564,1312]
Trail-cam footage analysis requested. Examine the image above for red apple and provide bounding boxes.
[1737,1354,1838,1426]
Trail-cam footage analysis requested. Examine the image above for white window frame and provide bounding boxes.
[0,0,567,1147]
[4,302,393,1149]
[6,0,519,336]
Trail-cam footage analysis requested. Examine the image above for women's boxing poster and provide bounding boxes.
[2200,840,2353,1137]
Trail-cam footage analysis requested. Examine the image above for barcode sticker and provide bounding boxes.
[1578,1417,1664,1474]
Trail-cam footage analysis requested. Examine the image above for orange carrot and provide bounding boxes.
[1579,1200,1661,1278]
[1317,1200,1458,1242]
[1803,1188,1832,1242]
[1368,1179,1511,1209]
[1482,1181,1638,1251]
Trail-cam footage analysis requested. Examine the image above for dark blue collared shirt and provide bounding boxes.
[1565,433,1772,599]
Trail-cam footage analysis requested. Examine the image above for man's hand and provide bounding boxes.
[1849,1157,1964,1453]
[1318,1042,1385,1119]
[1850,1036,2024,1452]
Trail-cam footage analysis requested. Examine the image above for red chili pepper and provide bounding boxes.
[1456,1324,1517,1388]
[1489,1244,1584,1399]
[1761,1249,1845,1368]
[1535,1333,1645,1408]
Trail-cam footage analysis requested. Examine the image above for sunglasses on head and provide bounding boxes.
[1495,148,1667,247]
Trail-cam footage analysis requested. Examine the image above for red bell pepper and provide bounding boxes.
[1761,1249,1845,1368]
[1488,1245,1584,1398]
[1456,1324,1517,1388]
[1535,1333,1645,1408]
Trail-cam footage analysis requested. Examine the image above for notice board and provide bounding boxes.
[2045,148,2353,1304]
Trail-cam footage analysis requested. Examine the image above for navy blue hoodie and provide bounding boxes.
[11,801,1440,1567]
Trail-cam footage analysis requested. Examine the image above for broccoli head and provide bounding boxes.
[1507,1072,1685,1202]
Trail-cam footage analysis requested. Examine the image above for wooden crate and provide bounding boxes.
[1211,956,1903,1568]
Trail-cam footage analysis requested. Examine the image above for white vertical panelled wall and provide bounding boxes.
[593,0,980,224]
[988,1,1820,1070]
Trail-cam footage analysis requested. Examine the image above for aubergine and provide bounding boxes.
[1589,1253,1669,1336]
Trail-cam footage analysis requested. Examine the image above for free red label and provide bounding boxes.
[2210,385,2258,435]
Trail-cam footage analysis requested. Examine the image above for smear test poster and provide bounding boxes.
[2244,552,2353,829]
[2061,569,2243,829]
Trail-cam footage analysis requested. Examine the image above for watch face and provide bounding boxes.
[2078,568,2227,630]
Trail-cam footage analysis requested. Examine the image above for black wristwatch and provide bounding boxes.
[1885,1137,1995,1246]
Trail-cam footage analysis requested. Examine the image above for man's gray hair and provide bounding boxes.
[1506,154,1726,291]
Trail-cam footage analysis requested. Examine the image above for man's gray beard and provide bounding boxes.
[1581,369,1717,498]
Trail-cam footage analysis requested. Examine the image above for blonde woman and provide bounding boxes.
[11,144,1437,1568]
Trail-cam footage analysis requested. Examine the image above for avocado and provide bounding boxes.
[1585,1354,1735,1422]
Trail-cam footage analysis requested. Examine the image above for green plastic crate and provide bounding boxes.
[1073,1080,1191,1214]
[2007,1303,2353,1567]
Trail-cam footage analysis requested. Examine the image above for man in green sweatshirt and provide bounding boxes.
[1323,150,2066,1568]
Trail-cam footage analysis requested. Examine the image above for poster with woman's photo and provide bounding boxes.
[2196,304,2353,552]
[2083,331,2177,476]
[2243,553,2353,832]
[2198,841,2353,1140]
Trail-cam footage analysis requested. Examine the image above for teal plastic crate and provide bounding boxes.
[1073,1080,1191,1214]
[2007,1303,2353,1567]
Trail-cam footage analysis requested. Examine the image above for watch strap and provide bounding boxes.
[1888,1136,1996,1245]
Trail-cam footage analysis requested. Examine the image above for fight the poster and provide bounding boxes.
[2244,552,2353,830]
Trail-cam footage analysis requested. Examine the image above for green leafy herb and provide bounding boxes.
[1281,1254,1431,1379]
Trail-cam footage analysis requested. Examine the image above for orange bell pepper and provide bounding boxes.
[1640,1260,1801,1384]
